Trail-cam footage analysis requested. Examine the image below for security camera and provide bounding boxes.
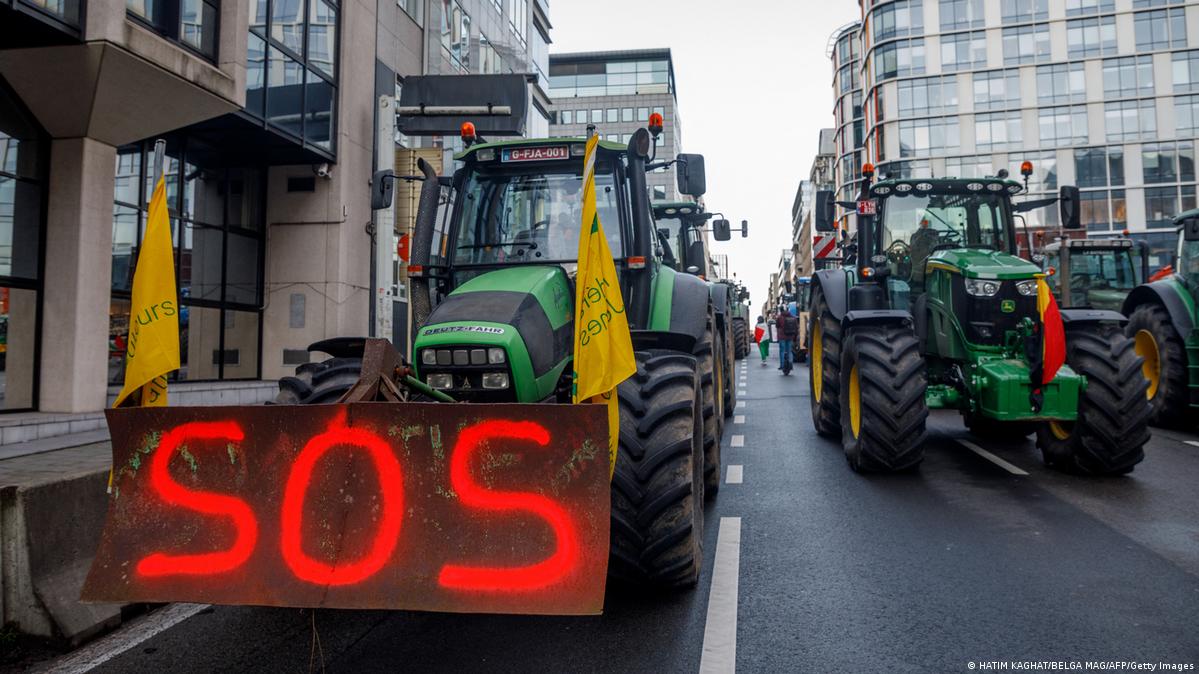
[313,163,332,179]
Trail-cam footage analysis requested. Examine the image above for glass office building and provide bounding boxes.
[834,0,1199,269]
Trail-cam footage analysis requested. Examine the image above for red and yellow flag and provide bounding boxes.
[113,174,179,408]
[1036,276,1066,386]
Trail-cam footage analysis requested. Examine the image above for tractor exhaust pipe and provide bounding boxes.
[410,157,440,331]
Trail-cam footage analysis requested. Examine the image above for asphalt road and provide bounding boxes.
[47,344,1199,673]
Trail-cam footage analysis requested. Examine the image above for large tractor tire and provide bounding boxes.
[275,356,364,404]
[809,288,842,437]
[1125,303,1189,427]
[610,350,705,589]
[1036,324,1149,475]
[694,308,723,496]
[839,324,928,473]
[721,325,737,420]
[732,317,749,360]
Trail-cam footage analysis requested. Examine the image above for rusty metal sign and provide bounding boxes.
[82,403,611,615]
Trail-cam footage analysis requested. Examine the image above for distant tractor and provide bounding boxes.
[792,277,812,363]
[808,165,1149,475]
[1041,237,1149,312]
[1123,210,1199,427]
[729,283,752,360]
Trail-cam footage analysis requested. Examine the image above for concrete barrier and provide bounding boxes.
[1,468,122,644]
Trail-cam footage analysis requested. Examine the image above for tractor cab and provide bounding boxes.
[1041,238,1148,311]
[1174,209,1199,295]
[654,201,710,276]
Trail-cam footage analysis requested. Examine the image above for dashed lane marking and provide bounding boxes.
[1185,440,1199,448]
[699,517,742,674]
[45,603,211,673]
[734,415,745,424]
[731,435,745,447]
[726,465,743,484]
[956,439,1030,476]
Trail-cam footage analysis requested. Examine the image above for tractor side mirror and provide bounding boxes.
[1183,216,1199,242]
[713,218,732,241]
[741,220,749,238]
[371,169,395,210]
[815,190,835,232]
[1060,185,1081,230]
[677,154,707,197]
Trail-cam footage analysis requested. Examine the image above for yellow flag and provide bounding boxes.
[573,135,637,478]
[113,175,179,408]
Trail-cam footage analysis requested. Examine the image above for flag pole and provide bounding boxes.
[152,139,166,183]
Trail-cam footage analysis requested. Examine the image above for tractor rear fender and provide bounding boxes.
[1058,308,1127,327]
[641,267,710,353]
[709,282,730,321]
[812,269,850,321]
[844,310,914,330]
[1122,280,1194,339]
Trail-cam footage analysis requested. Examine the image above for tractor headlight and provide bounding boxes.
[427,373,454,390]
[964,278,1001,297]
[1015,280,1038,296]
[488,347,507,364]
[421,349,438,366]
[482,372,510,389]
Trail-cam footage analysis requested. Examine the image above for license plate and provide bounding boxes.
[503,146,569,162]
[857,200,877,216]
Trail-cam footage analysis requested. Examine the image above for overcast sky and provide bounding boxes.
[550,1,862,314]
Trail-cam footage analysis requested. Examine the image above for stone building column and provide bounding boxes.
[38,137,116,413]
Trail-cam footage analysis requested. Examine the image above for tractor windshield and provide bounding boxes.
[881,192,1012,286]
[1063,248,1140,310]
[453,164,623,269]
[656,215,703,273]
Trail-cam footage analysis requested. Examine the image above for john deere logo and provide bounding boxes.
[1001,300,1016,313]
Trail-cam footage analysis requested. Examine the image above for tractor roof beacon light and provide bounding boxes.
[648,112,664,139]
[862,163,875,181]
[461,121,477,148]
[1021,160,1034,191]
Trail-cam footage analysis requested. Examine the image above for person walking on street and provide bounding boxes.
[776,305,798,375]
[755,316,770,365]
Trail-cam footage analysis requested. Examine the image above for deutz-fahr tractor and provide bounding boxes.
[1041,237,1148,312]
[807,165,1149,475]
[1123,210,1199,427]
[653,200,749,420]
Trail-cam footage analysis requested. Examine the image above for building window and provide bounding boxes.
[941,31,986,72]
[1001,0,1047,24]
[479,35,502,74]
[874,0,923,41]
[246,0,338,154]
[1065,0,1114,16]
[1176,94,1199,135]
[1013,151,1058,191]
[975,111,1022,151]
[440,0,471,72]
[897,75,957,116]
[874,39,925,81]
[1142,142,1195,184]
[1134,8,1187,51]
[940,0,983,31]
[1103,55,1155,99]
[0,83,45,411]
[945,155,994,179]
[1066,16,1117,58]
[973,69,1022,111]
[1172,51,1199,93]
[1038,106,1088,146]
[1074,146,1125,187]
[1037,63,1085,105]
[621,108,633,122]
[1003,24,1050,65]
[127,0,219,60]
[549,59,670,98]
[898,117,960,157]
[508,0,526,44]
[397,0,421,25]
[1105,99,1157,141]
[109,139,265,384]
[1080,191,1110,231]
[1145,186,1181,228]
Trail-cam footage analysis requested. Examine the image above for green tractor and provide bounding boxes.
[808,168,1149,475]
[1041,237,1149,312]
[281,88,726,589]
[729,283,752,360]
[1122,211,1199,427]
[653,200,748,420]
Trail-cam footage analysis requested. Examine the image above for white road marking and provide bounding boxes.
[1185,440,1199,448]
[736,401,745,409]
[726,465,743,484]
[699,517,742,674]
[45,603,211,673]
[731,435,745,447]
[956,439,1030,476]
[734,415,745,424]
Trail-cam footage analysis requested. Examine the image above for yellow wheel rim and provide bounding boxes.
[1048,420,1072,441]
[1134,329,1161,400]
[849,363,862,439]
[812,322,823,403]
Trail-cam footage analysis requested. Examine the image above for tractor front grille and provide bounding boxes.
[952,276,1038,346]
